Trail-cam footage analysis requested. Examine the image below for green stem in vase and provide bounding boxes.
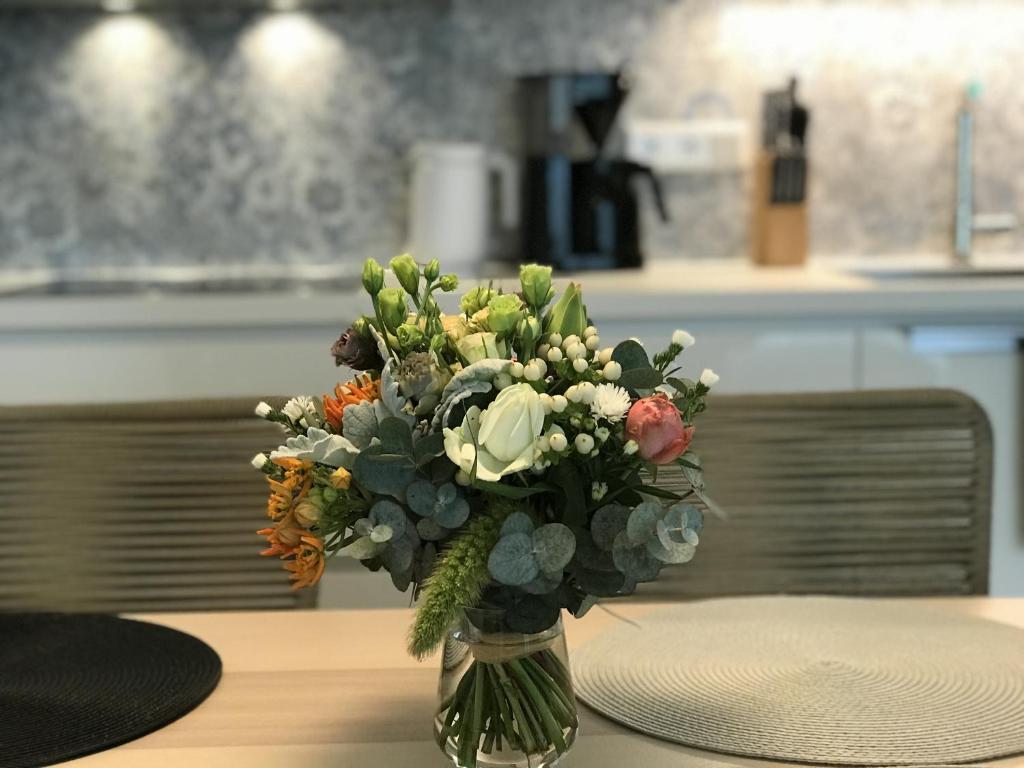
[508,658,568,755]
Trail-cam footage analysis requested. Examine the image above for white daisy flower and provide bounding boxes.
[590,383,631,423]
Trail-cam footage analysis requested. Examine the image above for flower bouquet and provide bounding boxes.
[252,255,717,768]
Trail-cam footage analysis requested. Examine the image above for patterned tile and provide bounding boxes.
[0,0,1022,270]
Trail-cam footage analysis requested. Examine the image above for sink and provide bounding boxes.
[834,255,1024,281]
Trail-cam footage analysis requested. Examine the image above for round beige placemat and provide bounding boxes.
[572,596,1024,765]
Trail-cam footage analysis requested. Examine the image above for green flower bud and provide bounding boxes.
[519,264,554,309]
[460,285,497,315]
[352,316,370,334]
[438,274,459,292]
[544,281,587,339]
[396,322,425,352]
[517,315,542,354]
[362,258,385,295]
[390,253,421,296]
[378,287,408,333]
[487,293,524,334]
[424,258,441,282]
[456,332,504,364]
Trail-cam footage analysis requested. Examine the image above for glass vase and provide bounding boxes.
[434,609,578,768]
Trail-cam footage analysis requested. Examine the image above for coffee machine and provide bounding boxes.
[518,72,667,271]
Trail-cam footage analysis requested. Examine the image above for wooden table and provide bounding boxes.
[64,599,1024,767]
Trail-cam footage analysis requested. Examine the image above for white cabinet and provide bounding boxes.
[597,322,858,393]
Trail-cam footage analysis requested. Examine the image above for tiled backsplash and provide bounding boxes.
[1,0,1022,269]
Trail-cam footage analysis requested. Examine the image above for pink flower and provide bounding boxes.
[624,394,693,465]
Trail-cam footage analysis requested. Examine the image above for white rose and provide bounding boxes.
[699,368,720,387]
[443,383,545,482]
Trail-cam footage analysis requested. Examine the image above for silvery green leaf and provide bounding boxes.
[627,502,662,546]
[406,479,437,517]
[665,503,704,535]
[501,511,535,537]
[369,499,407,539]
[380,535,414,574]
[591,504,630,551]
[368,323,392,363]
[340,536,381,560]
[532,523,576,573]
[369,523,393,543]
[375,360,416,427]
[612,531,662,581]
[433,497,469,528]
[646,535,696,564]
[430,359,510,430]
[342,400,379,450]
[683,529,699,546]
[487,532,539,586]
[521,571,562,595]
[271,427,359,469]
[679,451,705,492]
[416,518,448,541]
[354,518,373,537]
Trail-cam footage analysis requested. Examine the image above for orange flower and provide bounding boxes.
[266,458,312,521]
[257,515,325,590]
[323,374,380,431]
[283,533,326,589]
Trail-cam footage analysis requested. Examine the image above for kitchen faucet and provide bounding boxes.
[954,82,1017,266]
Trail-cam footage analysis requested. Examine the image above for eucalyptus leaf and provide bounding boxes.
[665,503,704,535]
[378,417,414,455]
[413,431,446,466]
[574,594,599,618]
[406,479,437,517]
[617,367,664,390]
[501,511,535,537]
[369,523,393,544]
[340,536,382,560]
[391,567,412,592]
[433,497,469,528]
[521,571,562,595]
[591,504,630,551]
[369,499,408,539]
[416,518,447,541]
[380,535,414,574]
[666,377,695,393]
[612,531,662,581]
[572,565,628,597]
[552,461,587,526]
[532,523,576,573]
[611,339,651,372]
[487,532,539,586]
[504,595,560,635]
[626,501,662,547]
[353,518,373,537]
[353,451,416,496]
[646,535,696,564]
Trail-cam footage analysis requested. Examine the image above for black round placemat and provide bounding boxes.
[0,613,222,768]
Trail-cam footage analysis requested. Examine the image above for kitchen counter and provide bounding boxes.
[2,259,1024,332]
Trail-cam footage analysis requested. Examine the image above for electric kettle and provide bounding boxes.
[407,142,518,275]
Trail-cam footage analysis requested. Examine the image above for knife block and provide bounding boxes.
[750,151,808,266]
